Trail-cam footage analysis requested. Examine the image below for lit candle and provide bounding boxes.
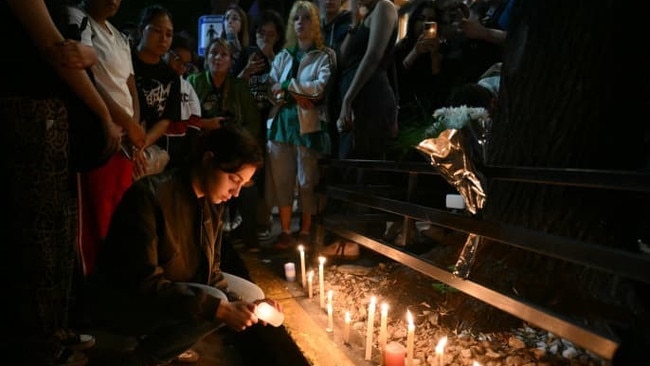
[406,310,415,366]
[298,245,306,288]
[379,303,389,365]
[384,341,406,366]
[365,296,376,361]
[318,256,326,309]
[343,311,351,344]
[326,302,333,332]
[307,270,314,298]
[435,336,448,366]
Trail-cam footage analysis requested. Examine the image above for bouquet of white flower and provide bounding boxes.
[424,106,490,139]
[416,105,492,279]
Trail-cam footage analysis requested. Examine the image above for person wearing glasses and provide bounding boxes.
[83,124,282,365]
[161,32,202,170]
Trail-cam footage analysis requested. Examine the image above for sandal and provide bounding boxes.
[175,348,200,363]
[55,330,96,352]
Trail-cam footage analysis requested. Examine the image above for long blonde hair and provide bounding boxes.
[284,1,325,50]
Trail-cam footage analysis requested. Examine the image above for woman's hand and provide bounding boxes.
[131,147,147,179]
[414,33,439,55]
[216,301,259,332]
[259,41,275,60]
[100,116,122,158]
[253,298,283,326]
[240,52,266,80]
[53,40,97,69]
[336,98,353,133]
[201,116,229,130]
[125,121,146,150]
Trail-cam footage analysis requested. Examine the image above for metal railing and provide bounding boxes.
[314,158,650,360]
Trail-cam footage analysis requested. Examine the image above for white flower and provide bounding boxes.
[425,106,490,138]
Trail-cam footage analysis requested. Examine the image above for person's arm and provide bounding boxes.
[338,0,397,121]
[7,0,121,152]
[127,73,142,132]
[287,50,334,100]
[144,74,181,146]
[460,18,507,45]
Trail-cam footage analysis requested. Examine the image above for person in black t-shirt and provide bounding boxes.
[132,5,181,178]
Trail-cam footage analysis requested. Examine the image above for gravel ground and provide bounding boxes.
[321,261,610,366]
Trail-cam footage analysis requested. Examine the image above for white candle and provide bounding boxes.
[384,342,406,366]
[318,256,326,309]
[343,311,351,344]
[326,290,334,332]
[283,262,296,282]
[365,296,376,361]
[406,310,415,366]
[307,270,314,298]
[379,302,389,365]
[326,302,333,332]
[298,245,306,288]
[434,336,448,366]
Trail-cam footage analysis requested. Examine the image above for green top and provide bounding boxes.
[187,70,261,140]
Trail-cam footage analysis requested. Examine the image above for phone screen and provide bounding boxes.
[424,21,437,39]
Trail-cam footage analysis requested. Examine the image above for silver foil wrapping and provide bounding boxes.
[416,128,487,279]
[452,233,482,279]
[416,129,486,215]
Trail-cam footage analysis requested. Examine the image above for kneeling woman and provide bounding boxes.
[84,125,282,365]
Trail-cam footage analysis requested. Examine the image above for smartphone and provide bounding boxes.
[423,21,437,39]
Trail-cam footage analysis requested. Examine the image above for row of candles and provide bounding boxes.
[294,246,483,366]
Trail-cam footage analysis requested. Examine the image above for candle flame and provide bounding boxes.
[406,310,414,326]
[327,290,333,303]
[472,362,481,366]
[308,270,314,280]
[318,256,326,264]
[298,244,304,252]
[435,336,448,355]
[345,311,351,322]
[370,296,376,306]
[381,302,389,313]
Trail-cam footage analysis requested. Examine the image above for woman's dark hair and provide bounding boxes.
[171,31,196,53]
[223,4,249,48]
[254,9,285,53]
[405,0,436,43]
[137,4,173,31]
[197,124,263,173]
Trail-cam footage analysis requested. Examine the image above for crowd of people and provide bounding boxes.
[0,0,511,364]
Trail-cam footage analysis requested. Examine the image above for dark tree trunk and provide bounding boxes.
[471,0,649,340]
